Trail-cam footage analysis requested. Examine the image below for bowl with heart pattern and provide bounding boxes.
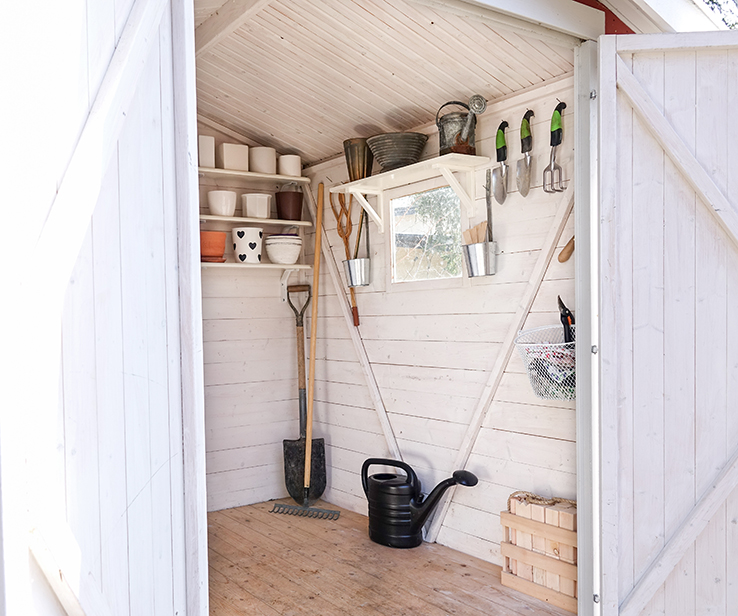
[232,227,263,264]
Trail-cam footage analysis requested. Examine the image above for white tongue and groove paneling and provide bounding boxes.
[194,0,574,165]
[26,8,190,614]
[599,33,738,616]
[301,76,576,562]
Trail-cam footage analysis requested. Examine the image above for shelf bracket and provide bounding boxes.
[435,164,475,218]
[280,269,294,302]
[348,190,384,234]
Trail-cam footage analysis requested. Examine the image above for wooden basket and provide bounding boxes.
[500,494,577,613]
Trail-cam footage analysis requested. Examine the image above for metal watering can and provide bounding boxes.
[435,94,487,156]
[361,458,478,548]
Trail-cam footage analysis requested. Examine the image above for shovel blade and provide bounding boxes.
[492,166,506,205]
[516,157,531,197]
[282,437,326,505]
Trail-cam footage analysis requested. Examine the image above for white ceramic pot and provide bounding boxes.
[242,193,272,218]
[278,154,302,177]
[198,135,215,168]
[207,190,237,216]
[217,143,249,171]
[249,147,277,174]
[232,227,263,264]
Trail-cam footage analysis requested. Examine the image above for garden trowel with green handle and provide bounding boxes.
[516,110,535,197]
[491,121,509,204]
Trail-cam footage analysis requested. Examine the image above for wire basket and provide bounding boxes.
[515,325,576,400]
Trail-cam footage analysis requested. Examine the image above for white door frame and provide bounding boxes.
[170,0,209,614]
[574,38,600,616]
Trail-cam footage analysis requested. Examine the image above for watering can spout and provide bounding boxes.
[411,470,479,532]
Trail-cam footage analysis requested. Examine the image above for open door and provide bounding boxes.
[598,32,738,616]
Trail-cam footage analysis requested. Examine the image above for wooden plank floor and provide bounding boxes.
[208,499,573,615]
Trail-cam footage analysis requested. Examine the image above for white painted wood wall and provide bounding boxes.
[1,0,201,613]
[200,77,577,570]
[299,76,577,564]
[198,125,314,511]
[599,33,738,616]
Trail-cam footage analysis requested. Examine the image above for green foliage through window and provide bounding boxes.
[390,185,462,283]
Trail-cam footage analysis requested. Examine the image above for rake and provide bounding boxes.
[270,502,340,520]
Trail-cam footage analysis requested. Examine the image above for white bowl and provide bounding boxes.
[207,190,237,216]
[242,193,272,218]
[265,237,302,264]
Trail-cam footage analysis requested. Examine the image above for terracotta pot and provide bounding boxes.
[200,231,226,258]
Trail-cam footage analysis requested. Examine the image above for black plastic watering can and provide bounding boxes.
[361,458,478,548]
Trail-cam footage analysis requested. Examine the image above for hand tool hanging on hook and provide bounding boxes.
[330,191,360,326]
[491,121,509,205]
[516,110,534,197]
[543,102,567,193]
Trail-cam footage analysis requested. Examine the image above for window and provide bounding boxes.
[390,185,462,283]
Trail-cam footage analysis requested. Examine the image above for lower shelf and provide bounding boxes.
[200,262,311,270]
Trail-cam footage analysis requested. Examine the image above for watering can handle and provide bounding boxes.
[361,458,420,498]
[435,101,470,128]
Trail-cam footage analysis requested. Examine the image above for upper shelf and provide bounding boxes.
[328,154,490,232]
[198,167,311,189]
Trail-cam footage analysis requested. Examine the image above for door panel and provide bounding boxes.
[598,32,738,616]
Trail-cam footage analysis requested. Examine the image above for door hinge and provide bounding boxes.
[591,345,598,354]
[594,594,600,603]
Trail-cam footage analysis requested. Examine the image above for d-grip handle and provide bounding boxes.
[361,458,420,498]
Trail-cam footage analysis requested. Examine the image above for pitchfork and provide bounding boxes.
[543,102,567,193]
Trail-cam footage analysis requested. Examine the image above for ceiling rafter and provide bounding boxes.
[195,0,273,56]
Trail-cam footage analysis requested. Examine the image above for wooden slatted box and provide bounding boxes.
[500,495,577,613]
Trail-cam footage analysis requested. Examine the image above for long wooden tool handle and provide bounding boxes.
[304,183,324,497]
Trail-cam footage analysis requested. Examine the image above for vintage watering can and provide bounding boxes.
[361,458,478,548]
[435,94,487,156]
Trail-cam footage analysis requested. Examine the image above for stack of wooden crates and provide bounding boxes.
[500,494,577,613]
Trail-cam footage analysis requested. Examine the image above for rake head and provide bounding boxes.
[270,502,340,520]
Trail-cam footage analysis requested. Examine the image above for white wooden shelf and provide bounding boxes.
[329,153,490,232]
[198,167,310,188]
[199,214,312,227]
[200,262,311,270]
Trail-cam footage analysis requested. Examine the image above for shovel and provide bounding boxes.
[281,284,327,505]
[516,110,534,197]
[491,121,509,204]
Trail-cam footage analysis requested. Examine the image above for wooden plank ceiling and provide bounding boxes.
[194,0,575,165]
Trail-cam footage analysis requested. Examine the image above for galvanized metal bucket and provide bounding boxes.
[436,101,476,156]
[343,258,371,287]
[463,241,497,277]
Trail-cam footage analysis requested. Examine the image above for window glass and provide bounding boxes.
[390,185,462,283]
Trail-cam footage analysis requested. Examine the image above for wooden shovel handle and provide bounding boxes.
[305,183,324,492]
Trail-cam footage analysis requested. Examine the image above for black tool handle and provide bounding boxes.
[550,102,567,147]
[361,458,420,499]
[520,109,535,154]
[495,121,509,162]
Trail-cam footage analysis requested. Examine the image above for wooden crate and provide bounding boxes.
[500,495,577,614]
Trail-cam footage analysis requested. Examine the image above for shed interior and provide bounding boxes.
[194,0,580,610]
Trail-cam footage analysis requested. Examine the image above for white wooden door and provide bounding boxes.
[0,0,206,614]
[598,31,738,616]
